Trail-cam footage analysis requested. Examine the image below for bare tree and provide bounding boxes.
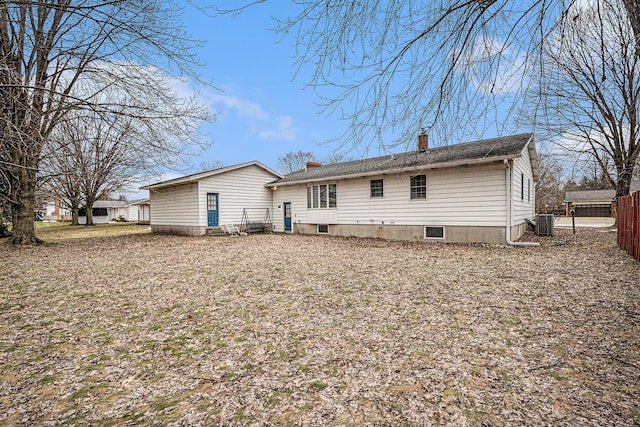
[277,150,318,174]
[321,152,354,165]
[0,1,212,244]
[216,1,640,155]
[534,150,565,214]
[39,139,83,225]
[531,0,640,198]
[276,150,356,174]
[197,160,225,172]
[42,82,207,225]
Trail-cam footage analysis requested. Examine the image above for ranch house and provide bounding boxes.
[142,133,538,245]
[268,133,538,244]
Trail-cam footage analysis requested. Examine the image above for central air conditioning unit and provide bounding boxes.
[536,214,555,237]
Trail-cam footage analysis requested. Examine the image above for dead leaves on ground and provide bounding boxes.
[0,227,638,425]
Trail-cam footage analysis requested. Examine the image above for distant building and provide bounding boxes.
[565,182,640,217]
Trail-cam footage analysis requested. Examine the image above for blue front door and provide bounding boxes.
[284,202,292,232]
[207,193,219,227]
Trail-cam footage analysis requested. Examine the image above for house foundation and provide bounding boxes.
[150,224,207,237]
[293,223,510,245]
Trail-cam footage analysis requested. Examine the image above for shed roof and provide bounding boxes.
[268,134,536,187]
[140,161,282,191]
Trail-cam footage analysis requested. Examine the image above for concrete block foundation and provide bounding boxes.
[150,224,207,237]
[293,223,509,245]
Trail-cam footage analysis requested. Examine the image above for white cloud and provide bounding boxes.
[466,36,528,96]
[205,92,270,120]
[255,116,300,140]
[164,78,301,141]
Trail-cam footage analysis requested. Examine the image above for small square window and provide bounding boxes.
[317,224,329,234]
[370,179,384,197]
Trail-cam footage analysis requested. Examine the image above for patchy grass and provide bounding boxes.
[0,227,638,425]
[35,221,68,229]
[32,222,150,242]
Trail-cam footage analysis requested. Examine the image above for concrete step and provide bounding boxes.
[206,227,227,237]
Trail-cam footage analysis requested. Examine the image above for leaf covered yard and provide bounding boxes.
[1,226,638,425]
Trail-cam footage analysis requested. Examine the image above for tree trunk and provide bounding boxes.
[623,0,640,58]
[71,207,79,226]
[85,201,94,226]
[7,173,42,244]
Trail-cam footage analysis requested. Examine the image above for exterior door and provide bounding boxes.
[207,193,219,227]
[284,202,292,232]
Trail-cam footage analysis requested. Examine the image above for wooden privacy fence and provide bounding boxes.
[617,192,640,261]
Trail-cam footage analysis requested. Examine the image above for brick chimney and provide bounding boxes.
[418,129,428,151]
[53,196,60,215]
[306,161,321,169]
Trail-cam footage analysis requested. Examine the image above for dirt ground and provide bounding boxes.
[1,224,638,426]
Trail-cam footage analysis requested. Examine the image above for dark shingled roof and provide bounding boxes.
[565,182,640,202]
[269,133,534,186]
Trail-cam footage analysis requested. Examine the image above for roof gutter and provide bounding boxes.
[267,153,522,188]
[505,159,539,247]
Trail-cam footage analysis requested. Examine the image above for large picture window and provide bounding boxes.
[410,174,426,199]
[307,184,337,208]
[328,184,336,208]
[320,184,327,208]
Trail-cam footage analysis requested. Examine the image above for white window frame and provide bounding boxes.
[370,179,384,198]
[410,174,427,200]
[307,184,337,209]
[317,224,329,234]
[424,225,445,240]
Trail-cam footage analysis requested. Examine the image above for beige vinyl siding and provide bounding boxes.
[511,146,535,225]
[197,164,276,226]
[149,183,199,226]
[295,162,507,227]
[271,185,307,232]
[338,164,506,226]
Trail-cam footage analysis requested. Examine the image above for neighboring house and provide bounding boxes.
[78,207,108,224]
[140,162,282,236]
[109,200,142,222]
[268,133,538,245]
[78,200,127,224]
[131,199,150,224]
[565,182,640,217]
[37,197,72,221]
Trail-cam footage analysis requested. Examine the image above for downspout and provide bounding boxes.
[505,159,539,247]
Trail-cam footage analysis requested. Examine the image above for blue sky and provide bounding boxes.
[129,2,524,198]
[128,3,405,199]
[176,3,357,173]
